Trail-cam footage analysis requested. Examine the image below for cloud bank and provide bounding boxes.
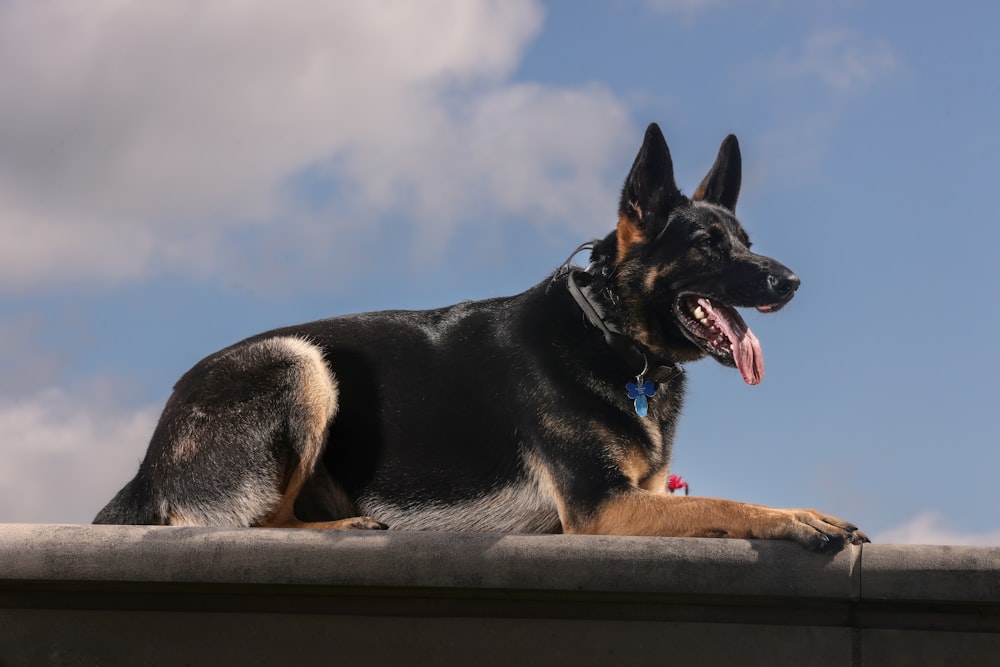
[759,27,900,95]
[876,513,1000,547]
[0,389,158,523]
[0,0,632,292]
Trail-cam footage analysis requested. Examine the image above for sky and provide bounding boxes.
[1,0,998,546]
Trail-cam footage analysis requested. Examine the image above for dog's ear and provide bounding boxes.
[693,134,741,211]
[618,123,681,227]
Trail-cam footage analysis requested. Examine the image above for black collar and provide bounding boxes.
[555,242,681,383]
[566,268,648,375]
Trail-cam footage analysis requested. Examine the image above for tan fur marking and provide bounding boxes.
[643,265,666,294]
[539,411,582,443]
[692,182,708,202]
[257,453,312,528]
[618,453,646,487]
[628,200,643,220]
[523,448,567,522]
[165,510,199,527]
[286,337,340,440]
[588,421,643,488]
[614,444,668,492]
[638,413,664,454]
[262,515,386,530]
[256,337,342,529]
[295,463,362,522]
[170,434,199,465]
[169,405,209,464]
[570,490,761,538]
[597,420,669,493]
[567,490,862,547]
[616,214,644,264]
[639,467,669,493]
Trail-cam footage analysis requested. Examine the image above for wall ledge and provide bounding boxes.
[3,524,1000,666]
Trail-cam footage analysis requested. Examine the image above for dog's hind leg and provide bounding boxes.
[112,335,385,530]
[257,444,386,531]
[247,337,386,531]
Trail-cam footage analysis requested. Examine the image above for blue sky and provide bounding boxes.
[2,1,998,545]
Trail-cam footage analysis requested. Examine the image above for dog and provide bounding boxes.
[95,123,868,553]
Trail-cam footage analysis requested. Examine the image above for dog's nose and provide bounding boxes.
[767,272,800,298]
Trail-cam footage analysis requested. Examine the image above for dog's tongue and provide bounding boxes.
[697,298,764,385]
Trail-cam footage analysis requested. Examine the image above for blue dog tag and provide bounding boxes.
[626,380,656,417]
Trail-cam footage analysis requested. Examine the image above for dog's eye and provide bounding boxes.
[690,232,714,252]
[691,232,712,247]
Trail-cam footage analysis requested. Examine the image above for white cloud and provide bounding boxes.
[875,512,1000,547]
[0,0,632,292]
[756,28,900,96]
[740,28,901,187]
[0,389,158,524]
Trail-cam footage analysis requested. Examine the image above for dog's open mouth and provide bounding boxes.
[676,295,764,385]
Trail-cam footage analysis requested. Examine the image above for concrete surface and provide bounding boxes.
[2,524,999,666]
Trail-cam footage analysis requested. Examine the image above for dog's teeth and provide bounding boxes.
[693,306,705,320]
[730,343,735,351]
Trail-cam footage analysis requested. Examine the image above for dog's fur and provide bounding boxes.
[95,123,867,553]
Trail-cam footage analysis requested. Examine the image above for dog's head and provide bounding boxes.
[594,123,799,385]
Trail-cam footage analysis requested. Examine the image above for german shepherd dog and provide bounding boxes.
[96,123,867,553]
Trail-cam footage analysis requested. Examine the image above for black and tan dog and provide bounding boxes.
[96,123,867,553]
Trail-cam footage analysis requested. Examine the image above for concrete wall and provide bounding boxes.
[2,524,999,666]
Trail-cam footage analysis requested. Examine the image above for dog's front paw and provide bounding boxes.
[775,509,869,554]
